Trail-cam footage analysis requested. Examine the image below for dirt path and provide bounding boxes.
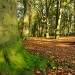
[23,37,75,64]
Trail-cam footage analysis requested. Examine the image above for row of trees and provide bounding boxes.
[18,0,75,39]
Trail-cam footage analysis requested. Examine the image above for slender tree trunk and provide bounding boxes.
[29,12,31,36]
[45,0,49,38]
[74,1,75,36]
[23,0,27,14]
[23,0,29,37]
[55,0,62,39]
[55,0,59,39]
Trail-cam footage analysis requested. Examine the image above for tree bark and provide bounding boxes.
[74,1,75,36]
[23,0,30,37]
[45,0,49,38]
[55,0,62,39]
[0,0,18,46]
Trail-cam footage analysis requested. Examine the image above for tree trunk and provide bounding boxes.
[23,0,29,37]
[0,1,34,75]
[55,0,62,39]
[0,0,18,46]
[45,0,49,38]
[0,0,22,74]
[74,1,75,36]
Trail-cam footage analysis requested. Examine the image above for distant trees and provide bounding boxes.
[18,0,75,39]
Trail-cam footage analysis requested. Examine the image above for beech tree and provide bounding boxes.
[55,0,62,39]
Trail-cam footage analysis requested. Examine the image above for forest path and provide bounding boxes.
[23,37,75,63]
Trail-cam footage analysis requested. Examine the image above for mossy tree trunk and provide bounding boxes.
[0,0,35,75]
[0,0,18,46]
[0,0,20,74]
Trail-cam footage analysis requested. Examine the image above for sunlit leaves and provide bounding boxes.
[62,2,67,6]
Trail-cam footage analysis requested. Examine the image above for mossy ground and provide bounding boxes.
[0,40,57,75]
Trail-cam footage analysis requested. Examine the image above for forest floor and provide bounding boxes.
[23,36,75,75]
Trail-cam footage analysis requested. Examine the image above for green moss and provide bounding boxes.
[0,41,57,75]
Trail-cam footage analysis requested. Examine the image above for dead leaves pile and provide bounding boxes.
[23,37,75,75]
